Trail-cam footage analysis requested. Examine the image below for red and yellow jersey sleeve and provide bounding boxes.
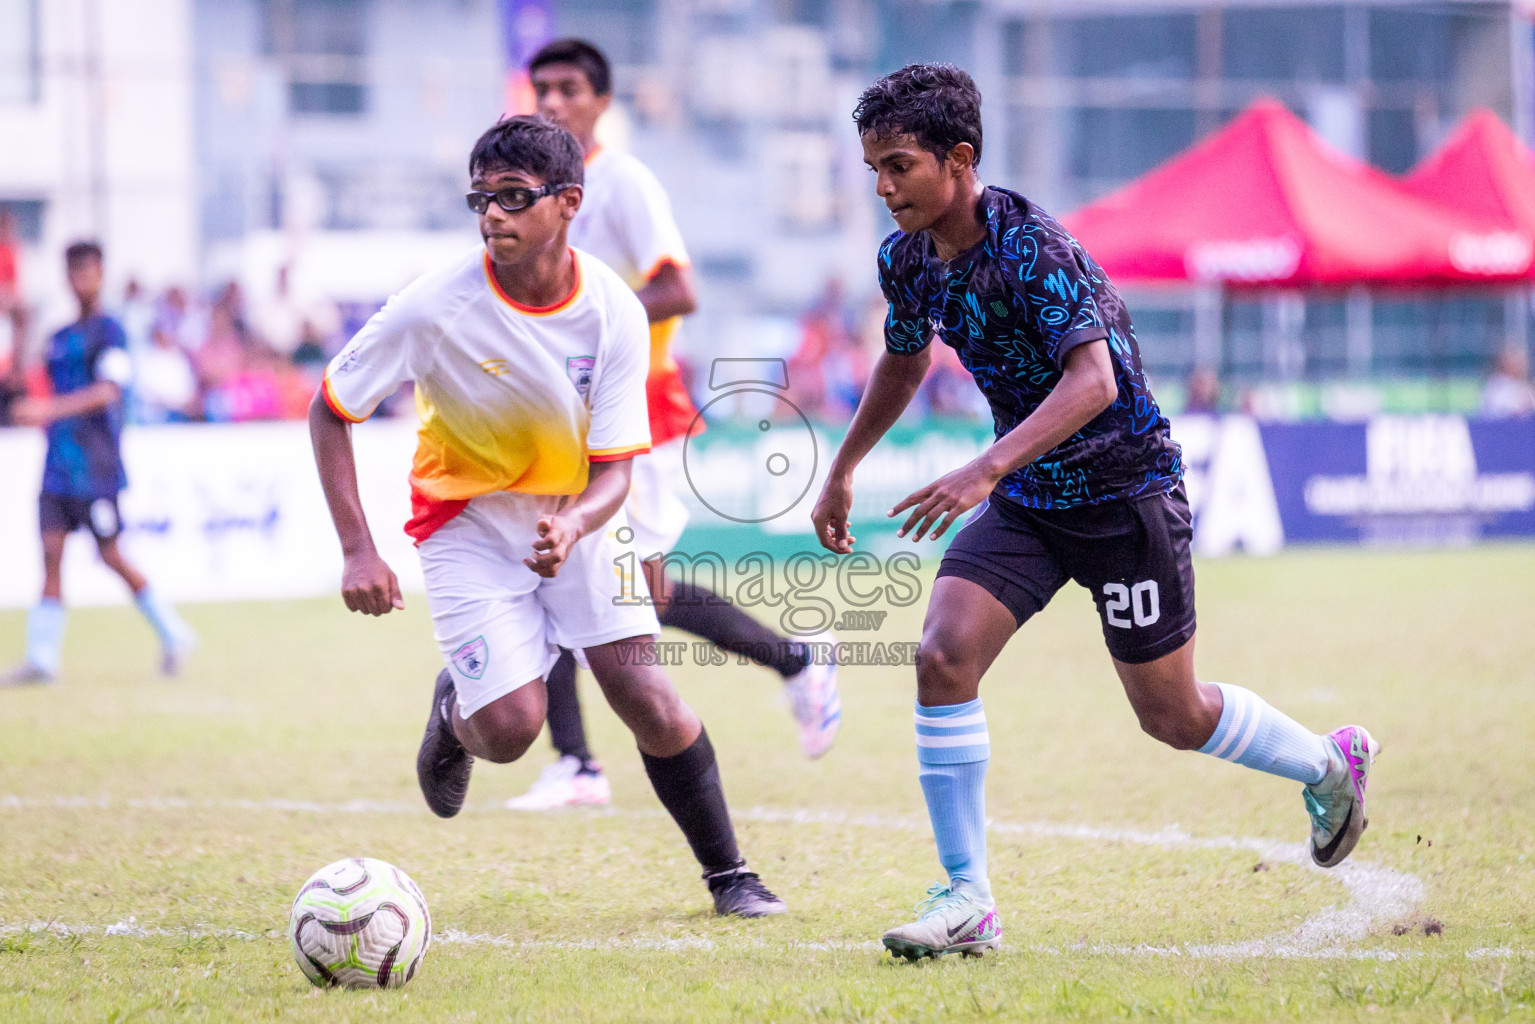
[644,317,702,446]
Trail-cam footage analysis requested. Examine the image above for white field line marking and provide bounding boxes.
[1,919,1524,964]
[0,794,1470,961]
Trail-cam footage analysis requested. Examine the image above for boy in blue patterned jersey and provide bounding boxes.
[810,65,1379,960]
[4,242,193,685]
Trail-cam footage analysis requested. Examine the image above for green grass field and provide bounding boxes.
[2,546,1534,1022]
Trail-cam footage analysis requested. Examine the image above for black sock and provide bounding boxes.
[658,581,810,678]
[543,649,592,763]
[641,728,743,878]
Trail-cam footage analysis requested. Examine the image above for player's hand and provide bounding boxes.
[525,514,579,578]
[10,397,51,427]
[890,461,999,542]
[811,474,857,554]
[340,548,404,615]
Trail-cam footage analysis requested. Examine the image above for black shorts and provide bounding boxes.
[39,491,123,542]
[937,483,1196,664]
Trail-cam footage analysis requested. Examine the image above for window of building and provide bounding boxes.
[1067,107,1196,189]
[264,0,370,116]
[1302,298,1348,378]
[1368,108,1417,174]
[1222,299,1265,380]
[0,0,39,104]
[1369,8,1461,83]
[1222,6,1345,83]
[557,0,657,69]
[1129,304,1195,379]
[1053,15,1198,80]
[1001,20,1027,77]
[0,199,44,242]
[290,81,366,116]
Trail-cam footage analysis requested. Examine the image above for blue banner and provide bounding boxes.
[1262,417,1535,546]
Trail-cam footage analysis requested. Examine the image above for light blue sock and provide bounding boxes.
[133,586,189,650]
[916,698,991,898]
[26,599,68,676]
[1198,682,1330,785]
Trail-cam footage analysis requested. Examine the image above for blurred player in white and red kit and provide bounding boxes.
[504,39,841,811]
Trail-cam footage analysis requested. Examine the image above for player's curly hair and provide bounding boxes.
[468,115,585,188]
[853,63,983,168]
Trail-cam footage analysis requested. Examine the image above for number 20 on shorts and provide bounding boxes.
[1103,581,1160,628]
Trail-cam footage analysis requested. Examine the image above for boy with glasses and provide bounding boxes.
[310,115,785,917]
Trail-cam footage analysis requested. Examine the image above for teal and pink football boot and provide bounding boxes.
[882,884,1002,961]
[1304,724,1380,868]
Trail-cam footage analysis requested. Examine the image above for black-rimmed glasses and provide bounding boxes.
[464,183,578,215]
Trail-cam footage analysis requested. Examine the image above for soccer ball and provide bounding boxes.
[288,857,432,989]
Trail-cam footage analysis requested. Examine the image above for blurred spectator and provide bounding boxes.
[291,319,331,379]
[254,266,343,358]
[131,318,199,423]
[921,340,986,419]
[195,282,252,395]
[157,286,209,352]
[254,266,304,355]
[119,278,155,365]
[1185,366,1221,414]
[789,278,854,418]
[1480,345,1535,418]
[204,347,281,423]
[0,209,18,316]
[0,210,20,393]
[822,299,874,419]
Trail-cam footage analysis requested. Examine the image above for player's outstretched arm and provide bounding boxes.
[891,339,1118,542]
[525,457,635,578]
[11,381,122,426]
[811,347,932,553]
[308,390,403,616]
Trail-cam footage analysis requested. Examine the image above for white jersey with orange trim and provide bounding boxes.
[321,245,652,543]
[569,147,689,288]
[570,147,701,449]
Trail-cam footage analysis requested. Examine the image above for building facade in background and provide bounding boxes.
[0,0,197,329]
[0,0,1531,388]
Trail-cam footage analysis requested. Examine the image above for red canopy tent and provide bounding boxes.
[1400,109,1535,277]
[1061,98,1534,287]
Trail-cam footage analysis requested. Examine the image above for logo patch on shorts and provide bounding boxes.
[566,355,596,396]
[451,636,488,680]
[89,498,119,538]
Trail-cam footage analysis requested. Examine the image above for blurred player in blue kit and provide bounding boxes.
[810,65,1380,960]
[4,242,194,685]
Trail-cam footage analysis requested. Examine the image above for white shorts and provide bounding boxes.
[417,491,660,718]
[623,436,691,558]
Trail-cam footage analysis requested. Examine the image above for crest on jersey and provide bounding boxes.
[566,355,596,396]
[451,636,488,680]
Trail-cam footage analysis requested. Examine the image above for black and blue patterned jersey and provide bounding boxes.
[878,186,1182,509]
[42,315,129,499]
